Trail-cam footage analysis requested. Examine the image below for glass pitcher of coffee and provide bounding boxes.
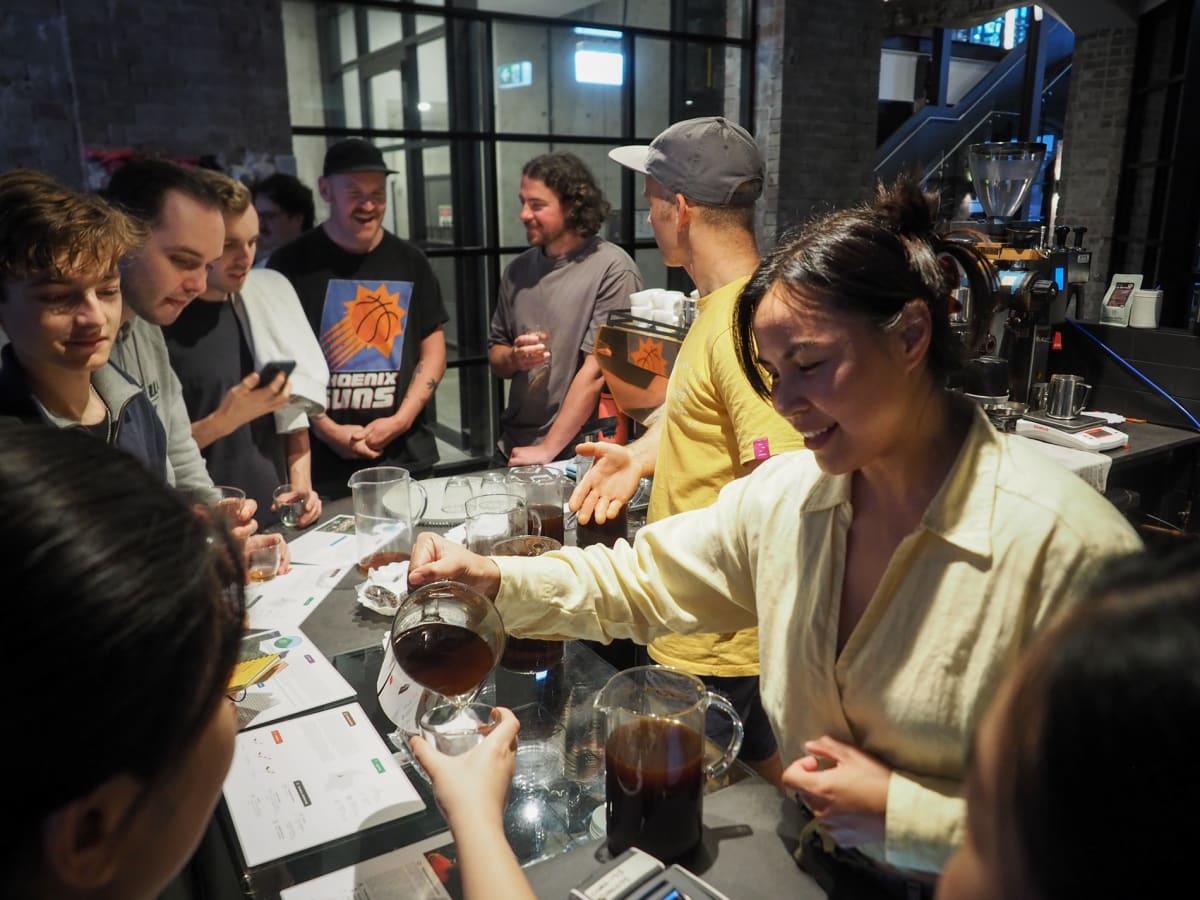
[594,666,744,861]
[493,534,564,672]
[506,465,568,544]
[348,467,428,573]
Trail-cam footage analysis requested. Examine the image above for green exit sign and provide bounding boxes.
[498,61,533,89]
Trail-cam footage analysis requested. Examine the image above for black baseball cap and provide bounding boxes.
[609,116,764,207]
[322,139,396,177]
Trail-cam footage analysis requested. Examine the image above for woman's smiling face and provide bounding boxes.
[753,285,919,476]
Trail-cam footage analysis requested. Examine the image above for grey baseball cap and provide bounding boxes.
[608,116,764,207]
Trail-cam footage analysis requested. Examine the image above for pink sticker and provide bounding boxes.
[753,437,771,461]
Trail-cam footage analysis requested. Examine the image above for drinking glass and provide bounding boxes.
[419,701,497,755]
[272,482,310,528]
[246,540,281,583]
[441,476,476,517]
[212,485,247,528]
[478,470,508,496]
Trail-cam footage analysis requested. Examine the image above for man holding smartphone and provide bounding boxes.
[164,170,324,527]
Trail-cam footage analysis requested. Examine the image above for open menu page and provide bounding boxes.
[234,630,357,731]
[223,703,425,867]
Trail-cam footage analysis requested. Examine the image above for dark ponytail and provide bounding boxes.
[735,178,997,397]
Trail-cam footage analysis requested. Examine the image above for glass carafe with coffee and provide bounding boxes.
[594,666,744,861]
[388,580,506,708]
[464,491,564,672]
[493,533,565,672]
[349,466,428,573]
[506,465,569,543]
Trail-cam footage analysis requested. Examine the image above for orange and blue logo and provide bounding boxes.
[319,280,413,411]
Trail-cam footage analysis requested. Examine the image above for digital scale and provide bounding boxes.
[1015,416,1128,452]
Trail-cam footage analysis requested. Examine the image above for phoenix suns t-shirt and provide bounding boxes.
[269,227,447,494]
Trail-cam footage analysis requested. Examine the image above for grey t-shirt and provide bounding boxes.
[489,236,641,453]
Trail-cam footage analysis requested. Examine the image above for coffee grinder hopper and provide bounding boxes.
[968,142,1046,223]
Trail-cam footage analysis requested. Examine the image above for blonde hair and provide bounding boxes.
[194,168,253,215]
[0,169,146,294]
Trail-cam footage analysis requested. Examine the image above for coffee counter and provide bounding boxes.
[175,493,795,900]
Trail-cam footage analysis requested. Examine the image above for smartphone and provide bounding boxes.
[254,360,296,389]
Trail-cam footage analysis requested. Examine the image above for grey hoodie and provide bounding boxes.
[111,315,219,502]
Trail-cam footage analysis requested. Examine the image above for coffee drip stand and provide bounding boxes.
[946,142,1092,413]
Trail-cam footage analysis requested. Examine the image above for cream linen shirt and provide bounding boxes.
[495,407,1142,872]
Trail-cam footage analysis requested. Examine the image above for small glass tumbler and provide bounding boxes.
[212,485,247,529]
[441,476,476,517]
[418,701,497,755]
[246,540,282,583]
[273,483,310,528]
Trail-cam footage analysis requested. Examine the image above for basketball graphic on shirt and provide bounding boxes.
[319,281,411,369]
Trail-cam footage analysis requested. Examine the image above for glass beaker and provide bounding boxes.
[348,466,428,573]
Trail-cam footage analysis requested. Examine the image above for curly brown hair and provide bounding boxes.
[0,169,147,300]
[522,153,610,238]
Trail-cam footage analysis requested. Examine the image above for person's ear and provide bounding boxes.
[317,176,332,204]
[674,193,692,230]
[42,774,144,892]
[894,299,932,374]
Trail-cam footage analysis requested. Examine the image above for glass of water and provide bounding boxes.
[272,483,310,528]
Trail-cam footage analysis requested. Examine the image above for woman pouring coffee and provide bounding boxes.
[409,180,1141,891]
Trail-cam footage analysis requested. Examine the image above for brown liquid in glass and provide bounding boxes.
[605,719,704,860]
[391,622,493,697]
[577,505,628,548]
[358,550,410,574]
[492,534,564,672]
[528,503,565,544]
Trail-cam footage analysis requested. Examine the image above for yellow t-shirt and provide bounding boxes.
[495,408,1143,871]
[646,275,805,675]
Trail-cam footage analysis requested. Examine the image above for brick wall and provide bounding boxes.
[0,5,85,184]
[884,0,1139,35]
[754,0,881,239]
[0,0,291,187]
[1055,27,1138,309]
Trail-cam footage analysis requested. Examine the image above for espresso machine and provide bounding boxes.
[948,142,1089,405]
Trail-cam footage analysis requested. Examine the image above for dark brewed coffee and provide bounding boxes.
[528,503,565,544]
[577,505,628,549]
[391,622,494,697]
[500,636,564,673]
[491,534,564,672]
[605,719,704,860]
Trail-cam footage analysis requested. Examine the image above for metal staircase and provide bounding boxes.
[873,19,1076,189]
